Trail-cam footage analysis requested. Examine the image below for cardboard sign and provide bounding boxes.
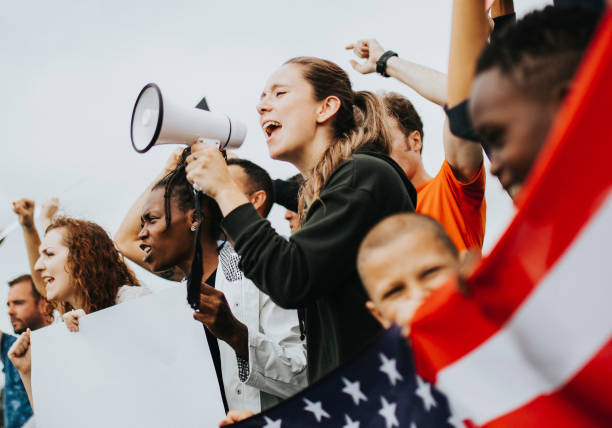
[31,285,225,428]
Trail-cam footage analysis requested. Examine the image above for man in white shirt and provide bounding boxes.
[215,242,306,411]
[207,158,308,411]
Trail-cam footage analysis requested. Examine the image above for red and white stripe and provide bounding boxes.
[410,8,612,428]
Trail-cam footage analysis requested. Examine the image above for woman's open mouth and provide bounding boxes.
[262,120,282,140]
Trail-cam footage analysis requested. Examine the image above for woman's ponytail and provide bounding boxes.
[285,58,392,224]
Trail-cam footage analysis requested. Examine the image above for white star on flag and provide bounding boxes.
[341,377,367,405]
[343,414,360,428]
[415,375,437,411]
[379,353,403,386]
[378,396,399,428]
[303,398,331,422]
[410,423,418,428]
[263,416,282,428]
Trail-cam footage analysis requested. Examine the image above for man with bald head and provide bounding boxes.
[357,213,471,335]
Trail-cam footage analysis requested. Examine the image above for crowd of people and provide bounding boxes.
[0,0,606,426]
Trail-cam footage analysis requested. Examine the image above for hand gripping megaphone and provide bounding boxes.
[130,83,247,153]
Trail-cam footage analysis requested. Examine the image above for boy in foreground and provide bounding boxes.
[357,213,476,335]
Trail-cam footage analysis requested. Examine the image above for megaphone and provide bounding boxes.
[130,83,247,153]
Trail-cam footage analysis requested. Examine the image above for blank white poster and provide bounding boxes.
[31,285,225,428]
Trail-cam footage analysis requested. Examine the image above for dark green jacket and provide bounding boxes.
[222,146,416,383]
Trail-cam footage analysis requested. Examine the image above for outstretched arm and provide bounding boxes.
[114,148,185,281]
[13,199,45,297]
[444,0,489,182]
[346,39,448,107]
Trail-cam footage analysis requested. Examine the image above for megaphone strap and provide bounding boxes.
[186,149,226,310]
[186,190,204,310]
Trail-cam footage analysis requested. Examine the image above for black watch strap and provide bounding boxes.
[376,50,399,77]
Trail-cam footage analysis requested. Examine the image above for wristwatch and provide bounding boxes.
[376,50,399,77]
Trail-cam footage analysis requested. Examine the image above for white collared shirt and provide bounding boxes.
[216,244,308,412]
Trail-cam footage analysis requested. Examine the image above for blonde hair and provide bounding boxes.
[284,57,392,223]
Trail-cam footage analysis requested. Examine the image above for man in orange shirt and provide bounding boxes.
[346,40,486,252]
[383,93,486,252]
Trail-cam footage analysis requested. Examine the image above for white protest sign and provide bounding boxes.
[31,285,225,428]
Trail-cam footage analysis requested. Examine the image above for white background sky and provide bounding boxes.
[0,0,550,335]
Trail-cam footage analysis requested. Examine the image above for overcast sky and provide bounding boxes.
[0,0,550,335]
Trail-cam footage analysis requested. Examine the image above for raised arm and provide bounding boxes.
[444,0,489,182]
[12,199,45,297]
[40,197,59,233]
[491,0,515,22]
[448,0,489,107]
[8,330,33,409]
[346,39,448,107]
[114,148,184,281]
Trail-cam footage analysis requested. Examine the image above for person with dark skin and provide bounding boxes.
[469,5,600,200]
[139,169,249,358]
[115,150,307,412]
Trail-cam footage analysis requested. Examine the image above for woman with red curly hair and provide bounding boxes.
[8,216,149,409]
[33,216,147,320]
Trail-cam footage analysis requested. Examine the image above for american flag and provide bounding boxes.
[233,325,456,427]
[410,8,612,428]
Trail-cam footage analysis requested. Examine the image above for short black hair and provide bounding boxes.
[382,92,424,153]
[227,158,274,217]
[8,274,42,303]
[153,147,223,240]
[476,5,600,100]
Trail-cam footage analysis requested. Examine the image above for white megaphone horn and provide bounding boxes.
[130,83,247,153]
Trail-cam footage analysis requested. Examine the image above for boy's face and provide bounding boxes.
[361,230,459,330]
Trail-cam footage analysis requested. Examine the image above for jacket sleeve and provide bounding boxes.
[222,162,379,309]
[242,291,308,398]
